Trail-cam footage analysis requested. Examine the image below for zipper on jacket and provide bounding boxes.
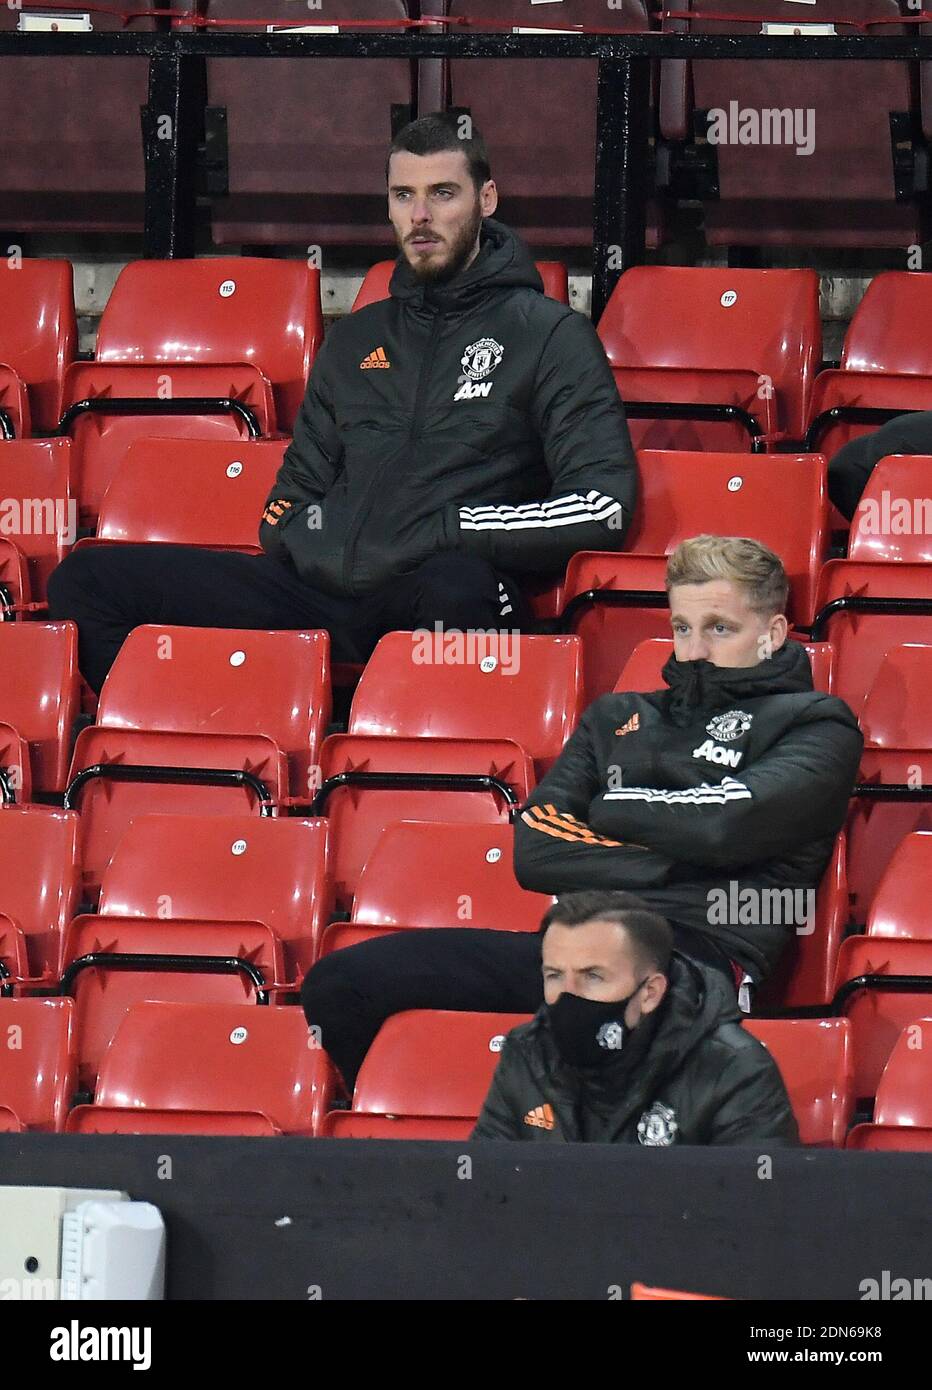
[340,306,445,595]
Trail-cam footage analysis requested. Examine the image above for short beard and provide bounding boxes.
[402,199,485,284]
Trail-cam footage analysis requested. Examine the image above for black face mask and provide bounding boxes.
[546,978,650,1070]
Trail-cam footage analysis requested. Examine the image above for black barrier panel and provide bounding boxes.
[1,1135,930,1300]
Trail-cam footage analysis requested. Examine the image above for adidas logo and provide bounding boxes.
[615,712,640,737]
[360,346,390,369]
[523,1103,555,1131]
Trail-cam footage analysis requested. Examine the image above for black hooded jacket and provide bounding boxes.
[514,641,863,982]
[472,952,799,1144]
[259,217,637,597]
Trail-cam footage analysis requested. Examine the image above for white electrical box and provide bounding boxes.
[0,1187,165,1300]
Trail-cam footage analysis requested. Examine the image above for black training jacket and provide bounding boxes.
[514,641,863,983]
[472,953,799,1144]
[259,217,637,597]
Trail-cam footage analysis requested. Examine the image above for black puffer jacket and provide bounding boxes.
[472,953,798,1144]
[259,217,637,597]
[514,641,863,982]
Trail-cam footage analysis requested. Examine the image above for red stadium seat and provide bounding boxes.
[94,257,323,432]
[0,807,80,981]
[847,1016,932,1150]
[661,2,920,256]
[0,913,29,995]
[66,1001,333,1136]
[61,258,322,522]
[0,621,79,796]
[0,997,76,1132]
[0,258,77,434]
[321,1008,532,1138]
[62,362,273,527]
[0,721,30,807]
[866,832,932,940]
[811,561,932,718]
[560,552,670,707]
[752,834,849,1011]
[597,268,821,451]
[67,730,285,902]
[351,820,552,931]
[65,626,331,897]
[88,437,286,550]
[848,456,932,564]
[61,917,286,1091]
[847,644,932,919]
[92,624,330,799]
[99,813,332,978]
[202,0,413,250]
[623,449,829,621]
[445,0,652,248]
[615,637,835,698]
[0,540,30,618]
[314,734,533,910]
[808,274,932,458]
[0,440,74,606]
[742,1017,853,1147]
[352,259,571,311]
[832,937,932,1098]
[347,631,584,778]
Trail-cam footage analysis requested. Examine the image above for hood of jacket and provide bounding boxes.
[660,638,815,728]
[389,216,544,317]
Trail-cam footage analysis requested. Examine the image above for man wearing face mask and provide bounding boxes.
[472,891,798,1145]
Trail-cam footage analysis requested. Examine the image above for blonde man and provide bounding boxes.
[303,535,862,1090]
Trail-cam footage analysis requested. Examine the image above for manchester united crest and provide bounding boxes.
[461,337,504,381]
[637,1101,679,1147]
[705,709,752,743]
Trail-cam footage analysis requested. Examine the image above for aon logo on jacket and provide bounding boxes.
[692,739,743,768]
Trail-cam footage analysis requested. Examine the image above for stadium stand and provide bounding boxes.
[5,11,932,1306]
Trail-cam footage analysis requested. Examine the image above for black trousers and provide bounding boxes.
[828,409,932,519]
[47,545,531,694]
[301,924,739,1091]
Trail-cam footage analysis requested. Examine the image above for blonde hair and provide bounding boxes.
[666,535,789,617]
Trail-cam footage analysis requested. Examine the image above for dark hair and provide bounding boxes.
[385,112,491,192]
[541,891,673,976]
